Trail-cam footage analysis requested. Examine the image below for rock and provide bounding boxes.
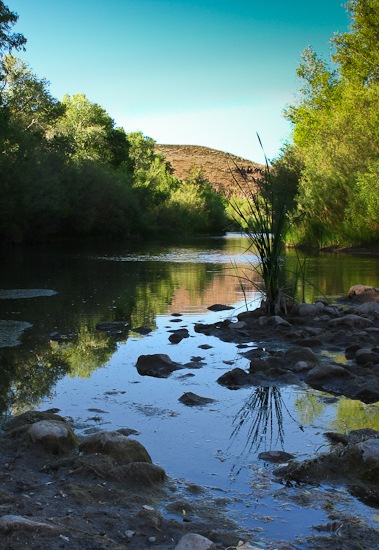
[305,364,350,385]
[293,360,312,372]
[136,353,182,377]
[249,358,272,373]
[352,385,379,404]
[292,337,322,348]
[258,450,295,463]
[4,410,67,433]
[0,515,58,533]
[178,392,216,406]
[355,348,379,365]
[27,420,77,454]
[266,315,292,327]
[174,533,217,550]
[169,328,190,343]
[324,432,349,445]
[79,431,152,464]
[122,462,166,485]
[96,321,128,333]
[348,285,379,303]
[348,429,379,444]
[345,343,362,358]
[229,321,248,330]
[217,368,252,389]
[275,429,379,507]
[285,347,319,365]
[357,302,379,317]
[328,314,373,329]
[297,303,318,317]
[237,308,265,322]
[207,304,234,311]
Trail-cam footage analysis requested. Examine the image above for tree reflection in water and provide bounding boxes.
[230,386,300,472]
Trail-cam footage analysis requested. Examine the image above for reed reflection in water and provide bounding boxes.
[230,386,301,472]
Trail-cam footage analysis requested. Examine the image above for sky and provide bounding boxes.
[9,0,350,163]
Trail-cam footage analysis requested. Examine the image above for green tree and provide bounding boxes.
[284,0,379,246]
[56,93,130,167]
[1,55,64,134]
[332,0,379,84]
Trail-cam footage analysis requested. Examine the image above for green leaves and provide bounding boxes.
[284,0,379,247]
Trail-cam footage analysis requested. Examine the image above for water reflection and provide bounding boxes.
[1,236,379,422]
[230,386,301,467]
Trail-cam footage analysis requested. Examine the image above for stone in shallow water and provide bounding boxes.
[207,303,234,312]
[136,353,182,378]
[179,392,216,406]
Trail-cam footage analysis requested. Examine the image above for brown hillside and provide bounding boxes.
[155,144,264,196]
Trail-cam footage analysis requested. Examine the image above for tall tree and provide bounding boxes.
[284,0,379,246]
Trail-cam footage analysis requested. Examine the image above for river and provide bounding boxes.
[1,234,379,543]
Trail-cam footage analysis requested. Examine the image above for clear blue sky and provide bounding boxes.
[10,0,350,163]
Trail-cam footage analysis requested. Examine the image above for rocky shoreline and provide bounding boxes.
[1,284,379,549]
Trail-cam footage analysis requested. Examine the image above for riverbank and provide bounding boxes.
[1,285,379,549]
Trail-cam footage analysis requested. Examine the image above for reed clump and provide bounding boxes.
[229,136,289,315]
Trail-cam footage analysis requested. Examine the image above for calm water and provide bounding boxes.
[1,234,379,543]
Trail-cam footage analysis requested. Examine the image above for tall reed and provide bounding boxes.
[229,135,288,315]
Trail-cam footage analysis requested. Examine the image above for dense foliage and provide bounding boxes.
[0,3,227,243]
[280,0,379,247]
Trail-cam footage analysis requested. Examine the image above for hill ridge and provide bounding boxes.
[155,144,264,195]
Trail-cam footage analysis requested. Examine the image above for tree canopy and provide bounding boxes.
[281,0,379,247]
